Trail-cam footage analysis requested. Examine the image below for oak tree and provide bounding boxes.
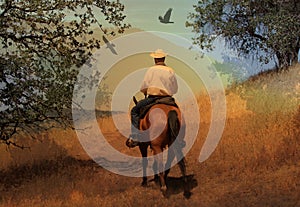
[186,0,300,69]
[0,0,130,146]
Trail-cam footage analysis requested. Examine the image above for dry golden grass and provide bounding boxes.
[0,64,299,206]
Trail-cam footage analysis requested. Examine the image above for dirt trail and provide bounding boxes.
[1,64,299,206]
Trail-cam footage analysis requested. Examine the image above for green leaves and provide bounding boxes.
[187,0,300,69]
[0,0,130,146]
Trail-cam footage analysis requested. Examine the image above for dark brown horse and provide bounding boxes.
[138,103,191,198]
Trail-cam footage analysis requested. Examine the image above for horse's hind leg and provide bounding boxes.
[176,150,191,198]
[153,148,167,194]
[139,145,148,186]
[152,159,159,183]
[164,148,175,181]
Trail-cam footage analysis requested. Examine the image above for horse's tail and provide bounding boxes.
[167,110,180,143]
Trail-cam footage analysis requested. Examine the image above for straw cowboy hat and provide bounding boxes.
[150,49,167,58]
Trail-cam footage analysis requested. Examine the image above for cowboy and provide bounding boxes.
[126,49,178,148]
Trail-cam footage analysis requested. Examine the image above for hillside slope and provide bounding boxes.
[0,64,299,207]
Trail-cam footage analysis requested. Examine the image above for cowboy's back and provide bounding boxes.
[141,63,178,97]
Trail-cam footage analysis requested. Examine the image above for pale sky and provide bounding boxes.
[119,0,277,71]
[64,0,280,72]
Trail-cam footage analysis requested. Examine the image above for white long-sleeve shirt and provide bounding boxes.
[140,64,178,96]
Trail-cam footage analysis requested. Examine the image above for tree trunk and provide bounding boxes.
[275,48,299,70]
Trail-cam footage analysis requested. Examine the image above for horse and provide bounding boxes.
[137,103,191,198]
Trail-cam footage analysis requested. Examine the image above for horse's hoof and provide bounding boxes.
[161,185,167,192]
[141,181,148,187]
[183,191,192,199]
[154,175,160,184]
[161,185,169,198]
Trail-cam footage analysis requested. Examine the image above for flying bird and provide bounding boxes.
[159,8,174,24]
[102,35,117,55]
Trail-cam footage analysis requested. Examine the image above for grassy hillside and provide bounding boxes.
[0,64,299,207]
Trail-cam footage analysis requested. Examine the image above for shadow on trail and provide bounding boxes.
[148,174,198,199]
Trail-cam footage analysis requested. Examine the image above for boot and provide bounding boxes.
[126,134,140,148]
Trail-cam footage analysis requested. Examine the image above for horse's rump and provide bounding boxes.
[139,104,183,148]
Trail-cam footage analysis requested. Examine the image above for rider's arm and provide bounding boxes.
[141,88,147,96]
[140,69,152,95]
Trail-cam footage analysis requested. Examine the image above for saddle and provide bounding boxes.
[139,96,178,120]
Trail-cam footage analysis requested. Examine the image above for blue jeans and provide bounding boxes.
[130,97,158,136]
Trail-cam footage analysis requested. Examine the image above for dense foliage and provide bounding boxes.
[186,0,300,69]
[0,0,130,146]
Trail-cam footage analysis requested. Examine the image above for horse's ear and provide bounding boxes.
[133,96,138,105]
